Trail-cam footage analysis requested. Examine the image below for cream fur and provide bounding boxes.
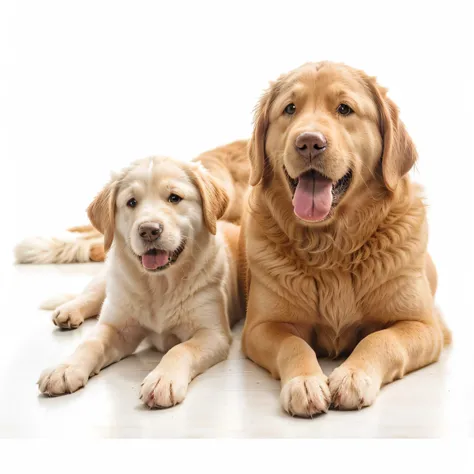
[14,229,103,264]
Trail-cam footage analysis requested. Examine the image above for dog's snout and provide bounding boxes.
[138,222,163,242]
[295,132,327,159]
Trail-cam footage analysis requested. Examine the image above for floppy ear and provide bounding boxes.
[87,180,117,252]
[369,80,418,192]
[189,166,229,235]
[249,85,274,186]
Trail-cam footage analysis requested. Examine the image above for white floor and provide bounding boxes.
[0,261,473,439]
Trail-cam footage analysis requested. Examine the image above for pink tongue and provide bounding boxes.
[292,171,333,222]
[141,251,169,270]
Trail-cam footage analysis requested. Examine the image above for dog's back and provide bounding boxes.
[195,140,249,224]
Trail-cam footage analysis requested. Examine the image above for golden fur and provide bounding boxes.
[38,157,244,407]
[240,61,450,417]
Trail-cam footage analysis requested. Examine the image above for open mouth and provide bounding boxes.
[284,167,353,222]
[138,241,186,272]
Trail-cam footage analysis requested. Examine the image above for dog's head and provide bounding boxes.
[87,157,229,273]
[249,61,417,225]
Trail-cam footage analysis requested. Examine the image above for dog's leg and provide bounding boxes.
[242,282,330,417]
[51,270,106,329]
[38,320,146,396]
[329,319,444,410]
[140,328,230,408]
[244,321,330,417]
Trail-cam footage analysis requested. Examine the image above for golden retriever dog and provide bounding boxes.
[38,156,244,407]
[240,61,451,417]
[15,140,249,264]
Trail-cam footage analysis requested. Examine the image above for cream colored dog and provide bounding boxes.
[38,156,244,408]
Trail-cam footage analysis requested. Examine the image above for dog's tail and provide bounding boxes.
[40,293,77,310]
[14,225,105,264]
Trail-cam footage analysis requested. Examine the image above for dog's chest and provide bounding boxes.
[124,283,190,338]
[253,244,360,325]
[136,292,186,334]
[312,269,358,326]
[310,269,374,357]
[263,252,364,354]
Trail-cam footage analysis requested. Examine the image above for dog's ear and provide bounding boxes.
[369,79,418,192]
[87,179,118,252]
[189,165,229,235]
[249,84,275,186]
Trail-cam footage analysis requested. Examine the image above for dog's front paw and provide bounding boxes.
[280,375,330,417]
[140,370,189,409]
[38,364,89,396]
[329,366,380,410]
[52,304,84,329]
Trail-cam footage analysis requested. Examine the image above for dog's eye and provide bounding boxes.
[127,198,138,208]
[284,103,296,115]
[168,193,182,204]
[337,104,353,116]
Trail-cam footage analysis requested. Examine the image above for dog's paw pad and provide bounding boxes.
[280,375,330,417]
[139,371,188,409]
[329,366,380,410]
[38,364,89,396]
[52,307,84,329]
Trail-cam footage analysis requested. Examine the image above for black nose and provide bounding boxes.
[295,132,327,159]
[138,223,163,242]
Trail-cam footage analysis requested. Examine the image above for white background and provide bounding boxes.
[0,2,472,330]
[0,0,473,446]
[3,0,474,325]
